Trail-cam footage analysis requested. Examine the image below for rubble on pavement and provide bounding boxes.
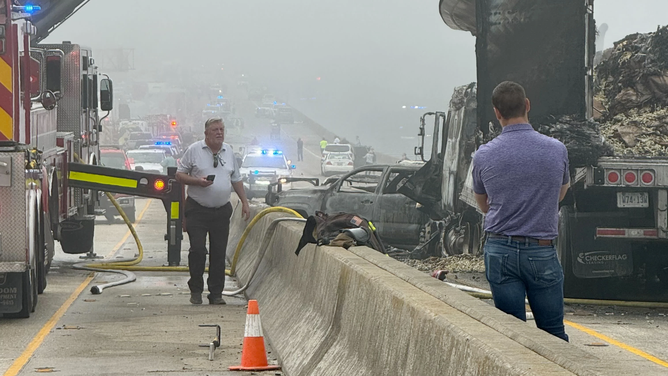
[403,255,485,274]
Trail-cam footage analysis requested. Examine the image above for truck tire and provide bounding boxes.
[556,206,577,295]
[37,211,47,294]
[443,219,482,257]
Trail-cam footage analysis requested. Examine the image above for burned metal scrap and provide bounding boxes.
[535,116,613,168]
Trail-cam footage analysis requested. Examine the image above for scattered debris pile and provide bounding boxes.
[403,255,485,274]
[596,25,668,156]
[536,116,614,167]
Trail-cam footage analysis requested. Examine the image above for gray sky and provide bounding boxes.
[42,0,668,156]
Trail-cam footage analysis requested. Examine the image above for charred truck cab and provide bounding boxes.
[402,0,668,302]
[0,2,114,318]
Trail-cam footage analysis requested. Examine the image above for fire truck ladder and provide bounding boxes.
[66,164,183,266]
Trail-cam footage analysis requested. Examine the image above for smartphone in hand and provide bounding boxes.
[206,174,216,181]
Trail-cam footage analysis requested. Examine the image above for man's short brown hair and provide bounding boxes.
[492,81,527,120]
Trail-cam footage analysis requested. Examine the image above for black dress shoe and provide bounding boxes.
[208,296,226,305]
[190,294,202,305]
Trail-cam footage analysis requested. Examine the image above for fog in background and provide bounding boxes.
[43,0,668,157]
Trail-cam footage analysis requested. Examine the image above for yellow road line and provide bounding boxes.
[3,275,95,376]
[565,320,668,368]
[4,199,153,376]
[105,199,152,258]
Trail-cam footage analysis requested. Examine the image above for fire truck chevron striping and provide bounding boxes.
[0,44,12,140]
[68,171,139,189]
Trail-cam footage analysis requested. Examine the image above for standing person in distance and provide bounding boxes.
[297,137,304,162]
[472,81,570,341]
[364,148,375,165]
[319,137,328,156]
[176,118,251,305]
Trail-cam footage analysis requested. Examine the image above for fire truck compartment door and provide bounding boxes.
[0,157,11,186]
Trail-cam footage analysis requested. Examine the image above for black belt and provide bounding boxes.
[186,196,231,211]
[486,233,555,246]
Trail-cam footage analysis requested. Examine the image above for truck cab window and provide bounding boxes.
[384,171,414,194]
[338,169,383,194]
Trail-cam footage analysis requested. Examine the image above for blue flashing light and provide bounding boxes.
[253,170,259,175]
[25,4,41,13]
[273,150,282,155]
[261,150,268,155]
[155,141,171,146]
[217,95,224,99]
[291,164,296,169]
[273,101,277,105]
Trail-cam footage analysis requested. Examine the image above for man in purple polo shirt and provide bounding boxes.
[472,81,570,341]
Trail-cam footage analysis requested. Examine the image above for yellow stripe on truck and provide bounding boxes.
[0,106,12,141]
[68,171,138,188]
[170,202,179,219]
[0,57,12,92]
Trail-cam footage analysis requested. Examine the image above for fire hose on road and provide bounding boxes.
[74,196,303,294]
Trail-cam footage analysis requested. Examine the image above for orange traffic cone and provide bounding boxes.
[229,300,281,371]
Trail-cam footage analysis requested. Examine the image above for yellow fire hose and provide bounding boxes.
[73,151,303,293]
[85,197,302,273]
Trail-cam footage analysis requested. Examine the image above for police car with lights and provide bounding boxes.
[239,149,295,199]
[139,141,180,158]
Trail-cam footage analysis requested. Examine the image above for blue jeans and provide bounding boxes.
[484,237,569,341]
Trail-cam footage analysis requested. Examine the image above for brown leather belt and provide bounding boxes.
[486,233,555,246]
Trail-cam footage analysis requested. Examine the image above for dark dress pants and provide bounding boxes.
[185,197,232,297]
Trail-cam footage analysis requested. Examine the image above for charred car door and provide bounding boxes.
[374,168,428,248]
[323,167,385,221]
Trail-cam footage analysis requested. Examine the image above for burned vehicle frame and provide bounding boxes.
[266,165,433,251]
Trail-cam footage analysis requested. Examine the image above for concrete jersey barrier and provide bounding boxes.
[227,205,656,376]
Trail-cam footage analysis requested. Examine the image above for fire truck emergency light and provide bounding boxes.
[15,4,41,13]
[154,179,166,191]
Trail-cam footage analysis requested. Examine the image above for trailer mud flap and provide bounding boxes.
[570,214,633,278]
[0,273,23,313]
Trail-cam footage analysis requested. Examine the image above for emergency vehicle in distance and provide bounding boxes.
[240,149,294,200]
[0,3,113,317]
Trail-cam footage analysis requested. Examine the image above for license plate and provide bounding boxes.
[617,192,649,208]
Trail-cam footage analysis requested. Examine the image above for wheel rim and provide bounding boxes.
[444,222,482,256]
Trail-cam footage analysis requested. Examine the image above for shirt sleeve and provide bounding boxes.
[562,145,571,185]
[177,146,193,174]
[472,151,486,195]
[230,153,242,183]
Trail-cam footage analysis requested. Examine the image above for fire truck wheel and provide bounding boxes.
[37,212,47,294]
[49,175,60,235]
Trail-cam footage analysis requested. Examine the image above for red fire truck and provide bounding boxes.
[0,2,113,317]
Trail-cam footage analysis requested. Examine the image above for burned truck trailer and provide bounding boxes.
[406,0,668,301]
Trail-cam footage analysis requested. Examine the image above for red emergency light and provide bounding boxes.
[170,120,177,127]
[154,179,166,191]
